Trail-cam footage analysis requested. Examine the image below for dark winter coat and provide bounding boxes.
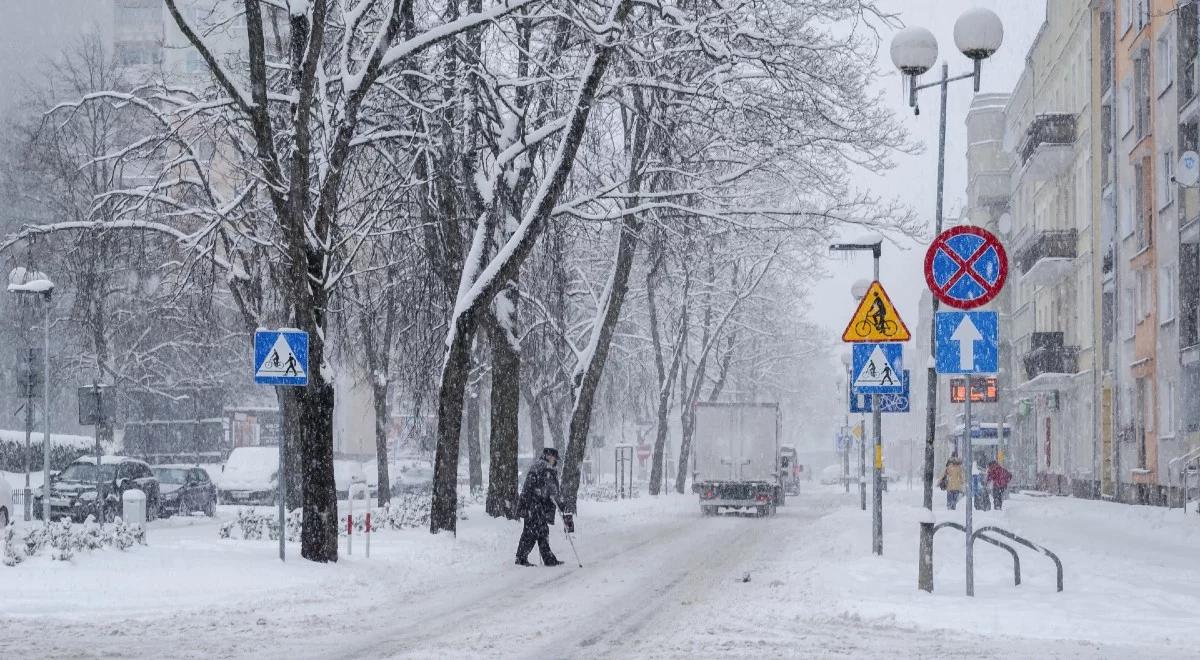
[518,458,564,525]
[987,463,1012,489]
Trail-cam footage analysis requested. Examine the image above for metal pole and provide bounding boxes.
[23,352,33,520]
[872,249,883,555]
[95,382,103,467]
[278,421,286,562]
[859,417,867,511]
[42,294,51,526]
[918,63,950,593]
[965,383,975,597]
[873,395,883,555]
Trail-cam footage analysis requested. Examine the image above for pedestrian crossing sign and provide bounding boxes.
[851,342,904,394]
[841,280,911,342]
[254,329,309,386]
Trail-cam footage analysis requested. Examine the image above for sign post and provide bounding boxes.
[254,329,309,562]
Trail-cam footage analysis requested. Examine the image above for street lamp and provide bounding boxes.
[892,8,1003,594]
[8,267,54,525]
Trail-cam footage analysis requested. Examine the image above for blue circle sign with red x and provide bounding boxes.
[924,226,1008,309]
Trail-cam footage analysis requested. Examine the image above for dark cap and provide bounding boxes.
[542,447,560,459]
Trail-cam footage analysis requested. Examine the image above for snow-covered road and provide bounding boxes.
[4,488,1199,658]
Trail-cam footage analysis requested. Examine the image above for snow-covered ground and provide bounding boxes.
[3,485,1199,658]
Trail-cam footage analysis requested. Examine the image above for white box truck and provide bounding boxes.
[691,402,783,517]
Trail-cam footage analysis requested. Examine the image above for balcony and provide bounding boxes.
[1015,229,1077,286]
[1017,114,1076,182]
[1021,332,1080,389]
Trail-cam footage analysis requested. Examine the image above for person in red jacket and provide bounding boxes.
[986,460,1013,510]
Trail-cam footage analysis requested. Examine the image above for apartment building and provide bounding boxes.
[1000,1,1097,497]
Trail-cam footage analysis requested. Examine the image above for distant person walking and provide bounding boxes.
[986,460,1013,510]
[938,456,965,510]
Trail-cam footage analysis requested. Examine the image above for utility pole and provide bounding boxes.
[871,252,884,555]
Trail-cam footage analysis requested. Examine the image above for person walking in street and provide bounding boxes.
[938,456,965,510]
[515,447,574,567]
[972,458,991,511]
[986,459,1013,510]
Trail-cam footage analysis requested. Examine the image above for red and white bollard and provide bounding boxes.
[365,512,371,558]
[347,514,353,556]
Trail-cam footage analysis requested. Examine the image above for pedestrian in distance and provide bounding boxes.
[938,456,965,510]
[986,460,1013,510]
[972,459,991,511]
[515,447,575,567]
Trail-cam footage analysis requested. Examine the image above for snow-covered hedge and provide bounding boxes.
[0,434,97,473]
[219,493,474,541]
[3,518,147,566]
[577,484,640,502]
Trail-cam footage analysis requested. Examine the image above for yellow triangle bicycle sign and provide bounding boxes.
[841,280,911,342]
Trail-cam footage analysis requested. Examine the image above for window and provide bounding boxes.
[1135,158,1154,249]
[1162,148,1175,206]
[1102,104,1114,186]
[1162,379,1176,437]
[1120,78,1134,136]
[1136,378,1149,468]
[1137,0,1150,30]
[1158,32,1174,92]
[1137,269,1151,321]
[1123,287,1135,337]
[1160,264,1176,321]
[1121,182,1135,237]
[1121,0,1132,34]
[184,49,206,74]
[1135,49,1151,138]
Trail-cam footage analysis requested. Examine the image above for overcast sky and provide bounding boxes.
[812,0,1047,360]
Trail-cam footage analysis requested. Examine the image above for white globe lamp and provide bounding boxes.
[890,27,938,76]
[954,8,1004,60]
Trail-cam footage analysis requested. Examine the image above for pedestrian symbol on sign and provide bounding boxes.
[254,329,309,386]
[851,343,904,393]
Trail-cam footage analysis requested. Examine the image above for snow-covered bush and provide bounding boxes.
[2,517,147,566]
[577,484,639,502]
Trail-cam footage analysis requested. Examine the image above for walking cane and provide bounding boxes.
[564,529,583,568]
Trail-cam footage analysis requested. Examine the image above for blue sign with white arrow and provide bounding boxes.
[935,311,998,374]
[254,329,309,386]
[851,342,904,394]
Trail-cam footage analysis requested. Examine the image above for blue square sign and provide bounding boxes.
[254,330,309,386]
[935,311,998,375]
[850,370,911,413]
[851,343,904,394]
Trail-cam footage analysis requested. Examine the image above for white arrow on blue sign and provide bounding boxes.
[935,311,998,374]
[254,329,309,386]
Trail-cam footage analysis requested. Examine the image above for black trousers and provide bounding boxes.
[516,518,556,563]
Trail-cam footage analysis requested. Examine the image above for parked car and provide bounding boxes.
[334,460,368,500]
[391,459,434,494]
[0,476,11,527]
[153,465,217,517]
[215,446,279,506]
[34,456,160,523]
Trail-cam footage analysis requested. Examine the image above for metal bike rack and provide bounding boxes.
[933,522,1020,586]
[931,522,1062,593]
[972,525,1063,593]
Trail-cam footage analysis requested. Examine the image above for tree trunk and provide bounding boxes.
[431,314,476,533]
[299,378,338,562]
[465,377,484,495]
[544,396,566,454]
[275,387,304,510]
[485,315,521,519]
[372,379,392,507]
[524,385,546,455]
[561,218,642,511]
[649,332,684,496]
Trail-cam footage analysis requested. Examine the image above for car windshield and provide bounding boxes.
[154,468,189,484]
[59,463,117,482]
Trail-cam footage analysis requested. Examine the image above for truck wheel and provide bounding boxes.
[701,505,717,516]
[756,505,769,517]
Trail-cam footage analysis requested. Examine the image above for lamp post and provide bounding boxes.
[831,239,884,555]
[891,7,1003,592]
[838,354,852,495]
[8,268,55,526]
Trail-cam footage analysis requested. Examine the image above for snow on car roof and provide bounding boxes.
[73,455,146,465]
